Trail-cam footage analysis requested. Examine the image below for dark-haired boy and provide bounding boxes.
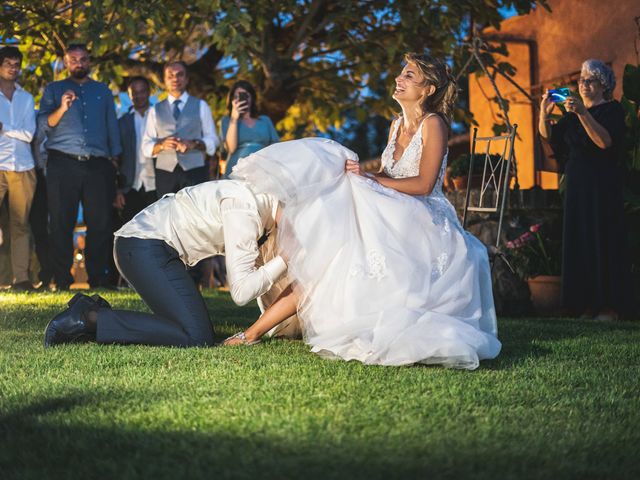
[0,46,37,291]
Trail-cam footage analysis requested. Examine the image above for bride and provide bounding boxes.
[225,53,501,369]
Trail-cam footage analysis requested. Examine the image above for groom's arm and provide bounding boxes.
[221,201,287,306]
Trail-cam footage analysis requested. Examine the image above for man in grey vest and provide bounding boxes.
[114,76,156,222]
[141,61,219,197]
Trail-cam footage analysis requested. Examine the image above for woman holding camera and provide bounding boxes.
[539,59,631,320]
[221,80,279,177]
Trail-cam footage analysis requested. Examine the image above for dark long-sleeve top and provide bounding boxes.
[549,100,626,172]
[549,100,630,312]
[37,78,121,158]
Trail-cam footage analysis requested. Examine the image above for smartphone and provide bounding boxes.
[548,88,571,103]
[237,91,249,115]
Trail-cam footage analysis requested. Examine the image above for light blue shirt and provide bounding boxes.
[221,115,279,177]
[38,78,121,158]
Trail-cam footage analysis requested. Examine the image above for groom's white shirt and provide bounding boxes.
[115,180,286,306]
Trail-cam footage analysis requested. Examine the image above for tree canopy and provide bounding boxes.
[2,0,548,138]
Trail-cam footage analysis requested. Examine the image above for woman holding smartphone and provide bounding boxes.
[221,80,279,177]
[539,59,631,320]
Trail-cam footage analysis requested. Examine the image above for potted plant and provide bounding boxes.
[505,222,562,314]
[447,153,498,191]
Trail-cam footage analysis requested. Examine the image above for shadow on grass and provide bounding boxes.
[1,394,635,480]
[0,395,438,480]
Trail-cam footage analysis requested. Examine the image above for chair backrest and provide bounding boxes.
[461,125,518,248]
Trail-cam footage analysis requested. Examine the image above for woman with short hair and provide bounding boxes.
[539,59,631,320]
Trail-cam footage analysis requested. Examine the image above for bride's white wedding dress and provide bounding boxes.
[231,121,501,369]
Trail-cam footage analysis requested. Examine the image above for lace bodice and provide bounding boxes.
[380,115,448,198]
[378,115,462,283]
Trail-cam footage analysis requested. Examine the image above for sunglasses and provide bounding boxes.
[578,78,600,87]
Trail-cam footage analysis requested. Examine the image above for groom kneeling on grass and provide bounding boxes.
[44,180,300,348]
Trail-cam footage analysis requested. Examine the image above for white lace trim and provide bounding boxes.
[382,118,422,178]
[381,116,449,197]
[377,116,465,285]
[350,249,387,280]
[431,252,449,281]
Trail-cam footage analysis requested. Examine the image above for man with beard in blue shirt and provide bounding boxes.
[38,44,121,290]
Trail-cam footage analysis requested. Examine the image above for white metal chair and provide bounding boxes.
[462,125,518,270]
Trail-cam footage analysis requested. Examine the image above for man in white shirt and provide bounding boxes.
[44,180,298,347]
[0,47,37,291]
[114,76,156,223]
[141,60,219,197]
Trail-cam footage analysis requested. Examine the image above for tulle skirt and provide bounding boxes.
[232,138,501,369]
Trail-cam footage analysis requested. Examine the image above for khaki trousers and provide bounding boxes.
[0,169,36,283]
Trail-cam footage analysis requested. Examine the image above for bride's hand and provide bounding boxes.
[345,159,364,176]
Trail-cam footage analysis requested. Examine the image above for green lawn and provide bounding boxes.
[1,290,639,480]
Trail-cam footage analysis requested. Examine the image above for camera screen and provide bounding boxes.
[549,88,571,103]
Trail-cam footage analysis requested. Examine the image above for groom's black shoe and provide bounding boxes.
[89,293,112,310]
[43,293,103,347]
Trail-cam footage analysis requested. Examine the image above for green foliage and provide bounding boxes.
[459,40,517,136]
[492,121,510,136]
[619,58,640,278]
[622,64,640,103]
[621,64,640,171]
[448,152,499,178]
[506,222,562,278]
[1,289,639,479]
[1,0,546,138]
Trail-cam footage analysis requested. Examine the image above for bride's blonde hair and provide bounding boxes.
[404,53,458,126]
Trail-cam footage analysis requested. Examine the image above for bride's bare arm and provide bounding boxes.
[225,284,299,345]
[376,115,448,195]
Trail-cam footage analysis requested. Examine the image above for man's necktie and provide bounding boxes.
[172,99,181,121]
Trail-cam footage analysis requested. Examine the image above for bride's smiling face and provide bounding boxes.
[393,62,429,104]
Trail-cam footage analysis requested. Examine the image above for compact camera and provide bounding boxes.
[548,88,572,103]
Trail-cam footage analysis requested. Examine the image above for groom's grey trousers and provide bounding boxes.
[95,236,214,346]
